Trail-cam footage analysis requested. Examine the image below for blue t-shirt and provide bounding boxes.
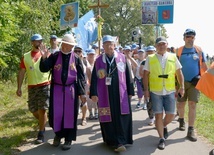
[180,47,206,81]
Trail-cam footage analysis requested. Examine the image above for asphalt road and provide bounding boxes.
[18,95,214,155]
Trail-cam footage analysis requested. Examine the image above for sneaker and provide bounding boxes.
[164,127,169,139]
[148,118,154,126]
[53,136,61,147]
[35,132,44,144]
[62,141,72,150]
[142,103,147,110]
[136,103,141,109]
[114,144,126,152]
[187,128,197,142]
[178,118,185,131]
[89,113,94,120]
[94,113,99,119]
[157,139,165,150]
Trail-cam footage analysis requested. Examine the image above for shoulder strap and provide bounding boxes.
[193,45,202,56]
[176,46,184,59]
[194,45,205,75]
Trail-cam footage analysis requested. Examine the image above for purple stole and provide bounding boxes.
[53,52,77,132]
[95,52,130,123]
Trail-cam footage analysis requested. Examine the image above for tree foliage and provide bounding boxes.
[0,0,166,81]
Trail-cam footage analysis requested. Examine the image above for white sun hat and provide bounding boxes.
[60,34,77,45]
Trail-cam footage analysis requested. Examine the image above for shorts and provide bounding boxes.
[150,92,176,114]
[28,85,50,113]
[177,81,200,103]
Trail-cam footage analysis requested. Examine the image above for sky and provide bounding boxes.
[163,0,214,57]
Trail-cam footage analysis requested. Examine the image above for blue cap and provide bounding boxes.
[138,49,145,53]
[31,34,43,41]
[50,35,57,39]
[146,46,156,52]
[74,45,83,50]
[87,49,96,55]
[118,45,123,49]
[102,35,115,43]
[124,45,131,50]
[131,43,139,50]
[92,44,98,49]
[183,28,196,36]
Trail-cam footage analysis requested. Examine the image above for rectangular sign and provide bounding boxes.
[142,0,174,25]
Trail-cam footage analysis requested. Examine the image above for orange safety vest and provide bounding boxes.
[176,45,206,75]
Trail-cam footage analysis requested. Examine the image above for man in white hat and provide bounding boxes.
[39,33,86,150]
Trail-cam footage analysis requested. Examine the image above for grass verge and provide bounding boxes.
[0,81,38,155]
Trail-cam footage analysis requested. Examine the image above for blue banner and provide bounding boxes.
[60,2,79,30]
[73,10,98,52]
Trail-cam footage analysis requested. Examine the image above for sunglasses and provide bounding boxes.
[74,50,82,53]
[185,36,194,39]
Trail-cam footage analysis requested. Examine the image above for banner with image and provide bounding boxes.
[60,2,79,30]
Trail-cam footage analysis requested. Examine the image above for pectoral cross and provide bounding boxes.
[89,0,109,54]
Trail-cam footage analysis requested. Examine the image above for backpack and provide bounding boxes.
[176,45,205,75]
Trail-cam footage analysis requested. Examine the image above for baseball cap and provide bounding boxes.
[74,45,83,50]
[146,46,156,52]
[50,35,58,39]
[183,28,196,36]
[87,49,96,55]
[92,44,98,49]
[124,45,131,50]
[102,35,115,43]
[155,36,167,44]
[118,45,123,49]
[138,49,145,53]
[131,43,139,50]
[31,34,43,41]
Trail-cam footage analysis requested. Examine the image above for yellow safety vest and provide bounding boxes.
[149,53,176,91]
[24,52,50,86]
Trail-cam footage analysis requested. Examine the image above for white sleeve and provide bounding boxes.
[175,57,182,70]
[143,57,150,71]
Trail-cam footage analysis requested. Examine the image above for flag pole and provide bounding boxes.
[89,0,109,55]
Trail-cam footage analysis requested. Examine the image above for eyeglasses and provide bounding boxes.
[74,50,82,53]
[185,36,194,39]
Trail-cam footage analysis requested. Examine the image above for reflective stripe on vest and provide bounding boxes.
[24,52,50,85]
[149,53,176,91]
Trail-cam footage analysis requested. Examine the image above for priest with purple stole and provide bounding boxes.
[90,35,134,152]
[39,34,86,151]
